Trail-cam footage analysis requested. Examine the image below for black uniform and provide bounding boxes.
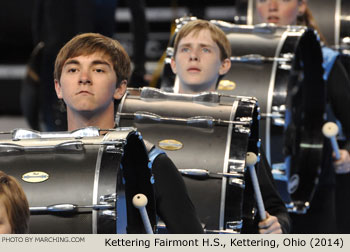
[291,56,350,233]
[149,145,289,234]
[151,153,204,233]
[242,149,291,234]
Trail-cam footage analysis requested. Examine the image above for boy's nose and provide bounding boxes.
[79,71,91,84]
[189,50,199,61]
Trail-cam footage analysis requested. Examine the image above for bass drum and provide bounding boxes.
[117,87,260,233]
[160,18,326,212]
[213,22,326,213]
[0,127,156,234]
[235,0,350,49]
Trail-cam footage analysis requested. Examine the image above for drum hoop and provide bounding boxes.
[264,29,289,165]
[335,0,342,46]
[247,0,254,25]
[92,132,120,233]
[219,99,240,230]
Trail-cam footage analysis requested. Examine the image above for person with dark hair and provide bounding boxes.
[0,171,30,234]
[53,32,203,234]
[22,0,148,131]
[170,19,291,234]
[256,0,350,233]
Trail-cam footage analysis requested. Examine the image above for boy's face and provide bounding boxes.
[171,29,231,93]
[55,52,126,117]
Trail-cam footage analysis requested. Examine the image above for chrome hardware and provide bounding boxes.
[175,16,197,33]
[342,36,350,45]
[226,220,243,232]
[99,193,117,220]
[118,111,251,129]
[231,54,292,64]
[140,87,221,104]
[12,127,100,141]
[0,141,84,154]
[165,47,174,60]
[261,105,286,126]
[99,193,116,203]
[105,145,120,154]
[100,210,116,219]
[179,169,244,180]
[234,125,251,134]
[286,201,310,214]
[272,163,288,181]
[29,203,114,213]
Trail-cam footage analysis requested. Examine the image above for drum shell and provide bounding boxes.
[117,88,260,233]
[2,147,118,233]
[217,24,325,208]
[0,129,155,233]
[220,26,304,166]
[160,18,326,211]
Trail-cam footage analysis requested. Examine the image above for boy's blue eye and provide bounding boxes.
[180,47,190,53]
[202,48,210,53]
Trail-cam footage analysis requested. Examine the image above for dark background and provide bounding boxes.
[0,0,237,115]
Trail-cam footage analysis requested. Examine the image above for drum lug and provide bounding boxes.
[228,178,245,188]
[234,125,250,134]
[271,163,288,181]
[226,220,243,232]
[278,63,292,70]
[99,193,116,203]
[99,193,117,220]
[100,210,117,220]
[105,145,123,154]
[286,201,310,214]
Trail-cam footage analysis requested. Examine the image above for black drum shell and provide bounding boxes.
[0,129,156,233]
[117,88,260,233]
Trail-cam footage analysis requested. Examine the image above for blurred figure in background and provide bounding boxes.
[256,0,350,233]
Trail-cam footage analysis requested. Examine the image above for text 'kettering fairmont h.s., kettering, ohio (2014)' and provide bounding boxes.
[104,237,344,249]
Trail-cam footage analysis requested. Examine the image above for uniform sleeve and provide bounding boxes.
[151,153,204,234]
[327,58,350,149]
[258,150,291,234]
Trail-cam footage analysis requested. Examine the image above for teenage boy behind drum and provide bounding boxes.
[53,32,203,234]
[170,19,290,234]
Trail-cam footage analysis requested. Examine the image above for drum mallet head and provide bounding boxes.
[132,193,148,208]
[322,122,339,138]
[132,194,153,234]
[246,152,266,220]
[246,152,258,166]
[322,122,340,160]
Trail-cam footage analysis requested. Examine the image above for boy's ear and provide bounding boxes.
[170,57,177,74]
[219,58,231,75]
[54,79,63,99]
[113,80,127,100]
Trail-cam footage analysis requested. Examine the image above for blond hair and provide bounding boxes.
[173,19,231,61]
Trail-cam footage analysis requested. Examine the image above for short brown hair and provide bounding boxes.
[54,33,131,86]
[173,19,231,61]
[0,171,30,234]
